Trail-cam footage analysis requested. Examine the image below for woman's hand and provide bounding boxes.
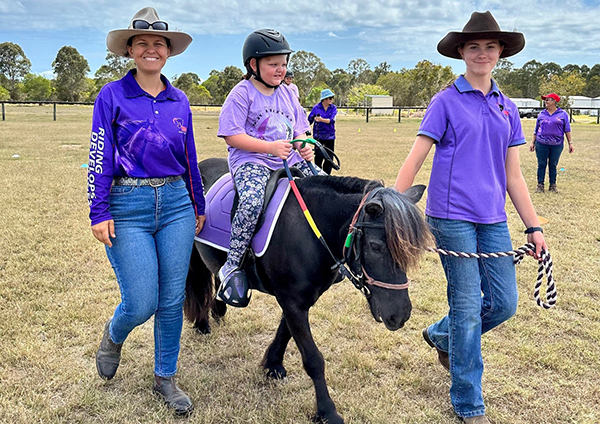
[270,139,293,160]
[195,215,206,234]
[92,220,115,247]
[529,143,536,152]
[527,231,548,260]
[568,143,574,153]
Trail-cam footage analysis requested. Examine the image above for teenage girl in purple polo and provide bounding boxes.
[216,29,317,307]
[395,11,547,424]
[530,92,574,193]
[88,7,204,415]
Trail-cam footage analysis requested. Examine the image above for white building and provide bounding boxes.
[509,98,541,108]
[366,95,394,115]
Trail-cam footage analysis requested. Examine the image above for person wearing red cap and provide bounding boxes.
[530,93,573,192]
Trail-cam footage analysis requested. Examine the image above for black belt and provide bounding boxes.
[113,176,182,187]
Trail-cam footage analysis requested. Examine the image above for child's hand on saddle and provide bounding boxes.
[270,139,293,160]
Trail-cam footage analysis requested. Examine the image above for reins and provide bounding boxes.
[282,145,401,296]
[426,244,556,309]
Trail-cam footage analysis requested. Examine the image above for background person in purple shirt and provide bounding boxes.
[88,8,204,415]
[530,93,574,193]
[215,29,316,308]
[395,11,547,424]
[282,69,300,101]
[308,89,337,174]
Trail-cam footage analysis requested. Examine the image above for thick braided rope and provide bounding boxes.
[427,243,556,309]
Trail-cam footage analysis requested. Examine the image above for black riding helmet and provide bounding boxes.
[285,70,294,78]
[243,29,293,89]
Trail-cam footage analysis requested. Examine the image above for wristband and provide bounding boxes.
[524,227,543,234]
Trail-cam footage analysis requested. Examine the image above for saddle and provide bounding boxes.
[195,167,305,257]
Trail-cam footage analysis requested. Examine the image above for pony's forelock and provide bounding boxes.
[379,188,433,271]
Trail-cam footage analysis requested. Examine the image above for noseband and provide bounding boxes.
[342,188,411,297]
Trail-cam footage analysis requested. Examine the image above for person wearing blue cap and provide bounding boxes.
[308,88,337,174]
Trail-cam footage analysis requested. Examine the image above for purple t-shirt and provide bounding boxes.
[87,70,205,226]
[417,76,526,224]
[218,80,310,174]
[308,102,337,140]
[534,108,570,146]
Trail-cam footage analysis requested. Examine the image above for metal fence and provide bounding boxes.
[2,100,600,124]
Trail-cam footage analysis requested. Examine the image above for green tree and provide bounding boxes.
[377,71,417,106]
[289,51,330,103]
[539,72,586,107]
[0,85,9,101]
[173,72,202,92]
[347,83,388,107]
[326,68,353,106]
[0,42,31,96]
[585,75,600,98]
[200,66,243,104]
[186,85,212,104]
[22,73,53,100]
[373,61,392,81]
[52,46,90,102]
[94,51,134,90]
[305,85,329,106]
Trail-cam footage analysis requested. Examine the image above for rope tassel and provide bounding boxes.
[427,243,556,309]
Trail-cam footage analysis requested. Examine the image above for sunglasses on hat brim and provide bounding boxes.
[132,19,168,31]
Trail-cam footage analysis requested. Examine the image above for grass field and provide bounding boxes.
[1,104,599,424]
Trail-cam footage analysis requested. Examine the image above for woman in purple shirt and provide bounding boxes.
[530,93,574,193]
[395,12,547,424]
[88,8,204,415]
[308,89,337,174]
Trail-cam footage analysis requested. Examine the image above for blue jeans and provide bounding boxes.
[535,143,564,185]
[426,217,518,418]
[105,178,196,377]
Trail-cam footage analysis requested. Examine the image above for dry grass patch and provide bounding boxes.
[1,107,599,423]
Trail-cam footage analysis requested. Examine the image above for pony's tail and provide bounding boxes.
[184,245,215,334]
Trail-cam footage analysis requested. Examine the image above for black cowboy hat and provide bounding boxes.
[437,11,525,59]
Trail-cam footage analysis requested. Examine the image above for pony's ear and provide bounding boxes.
[364,200,383,217]
[402,185,426,204]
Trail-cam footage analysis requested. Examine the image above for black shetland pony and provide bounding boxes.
[185,158,431,424]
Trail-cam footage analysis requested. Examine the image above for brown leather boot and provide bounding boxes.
[422,328,450,371]
[153,375,194,416]
[535,183,545,193]
[96,319,122,380]
[549,184,558,192]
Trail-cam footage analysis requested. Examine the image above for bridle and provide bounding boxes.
[341,188,411,297]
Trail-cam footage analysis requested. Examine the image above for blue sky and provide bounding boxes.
[2,0,600,82]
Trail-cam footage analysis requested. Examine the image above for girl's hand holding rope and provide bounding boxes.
[527,230,547,260]
[294,141,314,161]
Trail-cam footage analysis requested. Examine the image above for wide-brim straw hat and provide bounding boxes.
[437,11,525,59]
[107,7,192,57]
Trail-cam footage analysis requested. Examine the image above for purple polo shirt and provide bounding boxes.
[87,69,205,226]
[218,80,310,174]
[534,108,570,146]
[418,75,526,224]
[308,102,337,141]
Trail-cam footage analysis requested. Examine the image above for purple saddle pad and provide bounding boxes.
[195,173,291,257]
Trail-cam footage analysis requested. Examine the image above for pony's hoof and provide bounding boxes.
[312,412,344,424]
[265,365,287,380]
[193,320,211,335]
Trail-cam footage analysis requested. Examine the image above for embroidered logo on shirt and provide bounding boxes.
[173,117,187,134]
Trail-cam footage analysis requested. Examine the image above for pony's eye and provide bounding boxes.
[369,241,383,253]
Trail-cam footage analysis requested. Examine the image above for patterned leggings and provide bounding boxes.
[226,161,318,268]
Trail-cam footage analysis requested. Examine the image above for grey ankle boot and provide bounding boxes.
[153,375,194,416]
[96,319,122,380]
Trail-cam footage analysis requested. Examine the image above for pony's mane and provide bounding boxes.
[376,187,433,272]
[297,175,383,195]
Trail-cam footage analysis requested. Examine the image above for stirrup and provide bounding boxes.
[216,269,251,307]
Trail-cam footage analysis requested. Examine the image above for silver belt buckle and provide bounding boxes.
[149,177,166,187]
